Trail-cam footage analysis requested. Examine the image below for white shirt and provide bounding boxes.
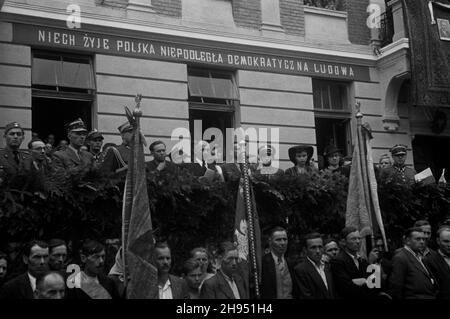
[27,272,36,292]
[158,279,173,299]
[271,252,286,270]
[69,145,81,160]
[307,257,328,290]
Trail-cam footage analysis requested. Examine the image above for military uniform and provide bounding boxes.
[0,122,31,185]
[51,119,94,173]
[380,144,416,184]
[86,130,104,165]
[101,122,132,176]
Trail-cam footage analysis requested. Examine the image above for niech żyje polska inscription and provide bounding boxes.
[13,24,370,81]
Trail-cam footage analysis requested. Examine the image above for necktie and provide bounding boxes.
[13,151,20,165]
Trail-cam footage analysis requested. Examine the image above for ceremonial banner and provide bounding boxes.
[346,110,388,255]
[234,166,262,298]
[403,0,450,107]
[122,97,158,299]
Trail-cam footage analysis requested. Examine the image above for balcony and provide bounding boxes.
[303,0,346,12]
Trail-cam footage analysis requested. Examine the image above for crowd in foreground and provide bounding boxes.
[0,219,449,299]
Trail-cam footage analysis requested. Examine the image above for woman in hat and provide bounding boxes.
[322,145,350,177]
[285,145,317,176]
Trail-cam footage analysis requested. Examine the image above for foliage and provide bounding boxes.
[1,168,450,273]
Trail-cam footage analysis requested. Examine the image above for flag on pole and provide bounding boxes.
[346,104,388,254]
[122,95,158,299]
[233,162,262,299]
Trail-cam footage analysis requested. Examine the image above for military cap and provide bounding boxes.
[288,145,314,164]
[86,129,104,141]
[390,144,407,156]
[65,118,87,133]
[117,122,133,134]
[4,122,24,135]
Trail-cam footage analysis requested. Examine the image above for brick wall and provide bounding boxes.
[153,0,182,18]
[232,0,261,30]
[280,0,305,36]
[345,0,371,44]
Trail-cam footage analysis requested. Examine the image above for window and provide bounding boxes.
[31,51,95,145]
[187,68,238,160]
[312,79,351,168]
[313,79,348,111]
[32,51,95,93]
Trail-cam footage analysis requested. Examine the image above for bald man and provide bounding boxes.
[34,271,66,299]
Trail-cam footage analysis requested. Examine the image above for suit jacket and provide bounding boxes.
[52,146,94,172]
[0,147,30,178]
[166,274,190,299]
[261,253,297,299]
[23,157,53,191]
[65,274,120,299]
[0,272,34,299]
[388,247,437,299]
[330,250,376,299]
[220,163,242,183]
[424,250,450,299]
[293,259,337,299]
[200,271,248,299]
[179,162,207,177]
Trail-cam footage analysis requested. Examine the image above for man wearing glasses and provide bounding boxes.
[380,144,416,184]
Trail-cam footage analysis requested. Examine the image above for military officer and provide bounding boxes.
[101,122,132,175]
[0,122,31,185]
[52,119,94,173]
[380,144,416,184]
[86,129,104,164]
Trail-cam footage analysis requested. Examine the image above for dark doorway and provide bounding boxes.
[315,117,350,169]
[412,135,450,181]
[32,97,92,145]
[189,109,234,160]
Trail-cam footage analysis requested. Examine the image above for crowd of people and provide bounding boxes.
[0,118,449,299]
[0,221,449,299]
[0,118,418,189]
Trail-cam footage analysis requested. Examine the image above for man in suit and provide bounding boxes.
[66,240,119,299]
[0,240,49,299]
[261,227,296,299]
[52,119,94,173]
[101,122,132,176]
[330,227,377,299]
[34,271,66,299]
[388,227,438,299]
[153,242,189,299]
[200,241,247,299]
[424,226,450,299]
[24,138,53,191]
[146,140,178,174]
[294,233,337,299]
[414,220,434,257]
[0,122,31,186]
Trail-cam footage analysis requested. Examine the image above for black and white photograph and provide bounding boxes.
[0,0,449,310]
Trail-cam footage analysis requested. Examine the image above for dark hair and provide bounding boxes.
[404,227,424,239]
[323,238,338,247]
[216,241,236,257]
[35,271,64,290]
[269,226,287,238]
[48,239,67,252]
[183,258,202,275]
[149,140,166,152]
[190,247,208,258]
[340,226,358,240]
[304,232,323,247]
[80,240,104,257]
[27,138,44,149]
[414,220,430,228]
[0,251,7,261]
[153,242,170,256]
[22,240,48,257]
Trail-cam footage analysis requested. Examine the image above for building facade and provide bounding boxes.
[0,0,448,171]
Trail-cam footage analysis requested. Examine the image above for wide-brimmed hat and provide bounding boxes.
[117,122,133,134]
[323,145,343,158]
[258,144,276,157]
[288,145,314,164]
